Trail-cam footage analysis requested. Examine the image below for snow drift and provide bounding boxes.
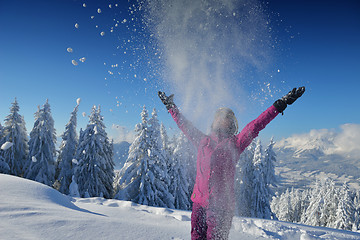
[1,174,360,239]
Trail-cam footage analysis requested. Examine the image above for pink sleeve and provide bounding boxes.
[236,105,279,152]
[169,106,205,148]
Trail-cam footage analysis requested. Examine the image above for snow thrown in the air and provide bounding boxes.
[1,173,359,240]
[1,142,13,151]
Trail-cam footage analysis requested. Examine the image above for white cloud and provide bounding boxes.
[276,123,360,159]
[110,124,135,143]
[328,123,360,158]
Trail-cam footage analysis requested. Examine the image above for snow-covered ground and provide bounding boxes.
[1,174,359,240]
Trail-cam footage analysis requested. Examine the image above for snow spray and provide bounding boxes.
[143,0,274,131]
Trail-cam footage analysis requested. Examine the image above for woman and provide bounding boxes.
[158,87,305,239]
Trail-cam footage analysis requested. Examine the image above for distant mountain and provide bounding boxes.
[273,127,360,192]
[113,141,130,170]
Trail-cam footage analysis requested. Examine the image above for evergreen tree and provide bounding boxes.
[115,106,174,208]
[74,105,114,198]
[169,133,192,210]
[273,189,293,222]
[1,98,28,176]
[0,124,10,174]
[251,139,274,219]
[263,138,277,188]
[24,100,57,186]
[147,108,174,208]
[333,182,356,231]
[320,179,338,228]
[160,123,170,153]
[115,106,153,202]
[56,102,79,194]
[302,180,324,226]
[235,141,255,217]
[236,138,277,219]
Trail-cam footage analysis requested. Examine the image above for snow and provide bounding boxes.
[67,47,73,53]
[75,23,79,29]
[1,174,359,240]
[79,57,86,62]
[97,8,101,14]
[100,31,105,36]
[76,98,81,105]
[71,60,78,66]
[1,141,13,150]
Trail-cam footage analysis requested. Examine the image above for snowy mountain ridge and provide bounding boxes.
[275,124,360,160]
[273,124,360,191]
[1,173,360,240]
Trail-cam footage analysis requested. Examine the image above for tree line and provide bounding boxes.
[272,178,360,231]
[0,99,278,218]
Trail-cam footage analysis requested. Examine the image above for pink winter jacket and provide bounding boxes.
[169,105,279,211]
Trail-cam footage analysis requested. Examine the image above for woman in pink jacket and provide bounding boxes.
[158,87,305,240]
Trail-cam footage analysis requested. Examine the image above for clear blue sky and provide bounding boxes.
[0,0,359,143]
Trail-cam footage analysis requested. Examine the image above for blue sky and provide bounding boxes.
[0,0,359,143]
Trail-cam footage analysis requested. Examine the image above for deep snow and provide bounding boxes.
[1,174,360,240]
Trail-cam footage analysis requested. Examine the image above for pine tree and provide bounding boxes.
[74,105,114,198]
[333,182,356,231]
[115,106,174,208]
[147,108,174,208]
[2,98,28,176]
[251,139,274,219]
[274,189,293,222]
[56,102,79,194]
[24,100,57,186]
[235,141,255,217]
[115,106,153,202]
[303,179,327,226]
[320,179,338,228]
[169,133,192,210]
[0,123,10,174]
[263,138,277,188]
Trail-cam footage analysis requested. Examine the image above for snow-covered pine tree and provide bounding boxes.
[353,190,360,231]
[263,138,277,188]
[169,132,192,210]
[302,179,328,227]
[145,108,174,208]
[73,105,114,198]
[24,100,56,186]
[251,139,274,219]
[1,98,28,176]
[160,123,170,153]
[0,123,10,174]
[290,188,308,223]
[160,122,173,183]
[272,188,293,222]
[235,140,255,217]
[56,102,79,194]
[333,182,356,231]
[319,179,339,228]
[272,187,310,223]
[115,106,174,208]
[115,106,153,202]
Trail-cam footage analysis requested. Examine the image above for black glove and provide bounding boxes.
[158,91,175,110]
[273,86,305,113]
